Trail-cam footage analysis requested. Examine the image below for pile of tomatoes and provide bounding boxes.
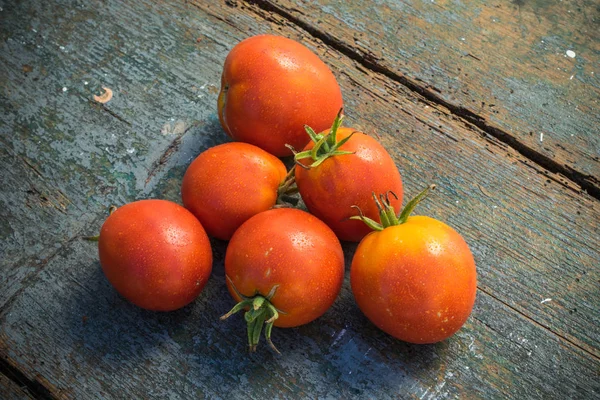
[95,35,477,353]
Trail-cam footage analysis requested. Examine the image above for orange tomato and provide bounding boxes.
[181,142,287,240]
[98,200,212,311]
[218,35,343,156]
[222,208,344,352]
[295,124,403,242]
[350,188,477,343]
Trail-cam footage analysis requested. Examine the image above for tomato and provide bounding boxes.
[218,34,343,156]
[294,113,403,242]
[98,200,213,311]
[181,142,288,240]
[222,208,344,352]
[350,187,477,343]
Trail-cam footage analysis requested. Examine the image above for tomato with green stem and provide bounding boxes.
[181,142,290,240]
[292,110,403,242]
[218,34,343,157]
[221,208,344,353]
[350,186,477,344]
[98,200,213,311]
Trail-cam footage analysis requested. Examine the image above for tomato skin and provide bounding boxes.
[98,200,212,311]
[351,216,477,343]
[225,208,344,327]
[181,142,287,240]
[295,127,403,242]
[218,34,343,156]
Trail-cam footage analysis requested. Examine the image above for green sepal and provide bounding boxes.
[349,205,384,231]
[220,276,284,354]
[351,185,436,231]
[397,185,436,224]
[291,108,355,169]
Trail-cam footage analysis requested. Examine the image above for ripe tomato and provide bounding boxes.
[294,114,403,242]
[98,200,212,311]
[350,187,477,343]
[222,208,344,352]
[218,34,343,156]
[181,142,288,240]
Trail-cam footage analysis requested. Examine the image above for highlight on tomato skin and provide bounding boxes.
[349,186,477,344]
[218,34,343,157]
[181,142,288,240]
[97,199,213,312]
[221,207,345,353]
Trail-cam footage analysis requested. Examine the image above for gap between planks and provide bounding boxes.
[236,0,600,201]
[0,355,56,400]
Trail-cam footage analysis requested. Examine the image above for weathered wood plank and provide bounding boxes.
[0,373,35,400]
[0,0,598,398]
[0,0,226,307]
[0,238,598,399]
[245,0,600,195]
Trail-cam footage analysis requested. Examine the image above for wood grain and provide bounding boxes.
[0,373,35,400]
[0,0,598,398]
[0,0,227,308]
[244,0,600,196]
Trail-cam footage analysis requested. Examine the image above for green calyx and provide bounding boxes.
[286,108,356,169]
[351,184,436,231]
[220,276,284,354]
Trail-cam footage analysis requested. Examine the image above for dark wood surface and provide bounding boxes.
[1,0,598,399]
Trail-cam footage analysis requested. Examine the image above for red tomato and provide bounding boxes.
[295,124,403,242]
[218,34,343,156]
[98,200,212,311]
[181,142,287,240]
[350,189,477,343]
[222,208,344,352]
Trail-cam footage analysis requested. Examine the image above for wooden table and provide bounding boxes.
[1,0,598,398]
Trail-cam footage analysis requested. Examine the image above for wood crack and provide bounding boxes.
[88,99,133,127]
[476,286,600,361]
[0,356,56,400]
[144,122,195,186]
[242,0,600,201]
[0,217,102,320]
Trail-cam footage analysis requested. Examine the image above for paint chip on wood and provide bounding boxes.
[566,50,576,58]
[93,87,113,103]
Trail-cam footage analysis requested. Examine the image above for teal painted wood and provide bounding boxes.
[0,0,598,399]
[247,0,600,195]
[0,0,226,307]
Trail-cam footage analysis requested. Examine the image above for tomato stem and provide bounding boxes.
[81,205,118,241]
[351,185,436,230]
[221,276,283,354]
[290,108,356,169]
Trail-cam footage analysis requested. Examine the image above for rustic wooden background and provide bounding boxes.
[1,0,598,398]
